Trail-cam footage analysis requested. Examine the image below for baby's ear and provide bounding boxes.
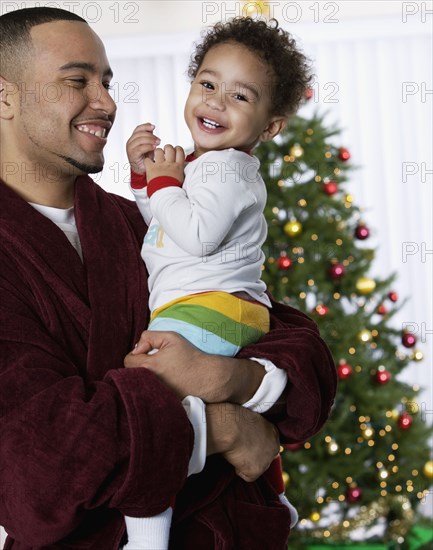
[259,116,288,142]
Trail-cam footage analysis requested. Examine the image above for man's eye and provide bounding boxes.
[103,82,113,90]
[68,79,86,87]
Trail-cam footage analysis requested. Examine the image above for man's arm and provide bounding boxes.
[128,296,337,444]
[0,285,193,545]
[127,331,266,403]
[206,402,280,482]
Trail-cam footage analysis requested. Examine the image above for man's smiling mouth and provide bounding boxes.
[76,124,107,139]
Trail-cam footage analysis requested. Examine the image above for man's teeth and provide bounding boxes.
[202,117,221,129]
[77,124,106,138]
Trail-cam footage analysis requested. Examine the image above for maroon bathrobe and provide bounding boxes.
[0,176,336,549]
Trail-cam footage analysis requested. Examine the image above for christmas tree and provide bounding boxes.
[255,111,433,548]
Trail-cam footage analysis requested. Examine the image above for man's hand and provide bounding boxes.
[206,402,280,482]
[126,123,161,175]
[144,144,185,184]
[124,330,265,403]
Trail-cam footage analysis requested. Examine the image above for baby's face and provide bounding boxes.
[184,42,277,157]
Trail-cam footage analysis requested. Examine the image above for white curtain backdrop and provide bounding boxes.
[99,15,432,411]
[1,12,431,548]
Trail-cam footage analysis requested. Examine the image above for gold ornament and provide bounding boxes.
[423,460,433,479]
[284,220,303,237]
[405,401,419,415]
[411,349,424,362]
[358,329,373,343]
[243,1,270,17]
[390,409,400,420]
[309,511,321,522]
[289,143,304,158]
[282,471,290,487]
[356,276,376,294]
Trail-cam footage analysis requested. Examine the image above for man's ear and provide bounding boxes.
[259,116,288,143]
[0,75,18,120]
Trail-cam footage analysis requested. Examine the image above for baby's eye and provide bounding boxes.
[233,93,247,102]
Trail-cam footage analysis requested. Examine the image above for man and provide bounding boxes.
[0,7,336,549]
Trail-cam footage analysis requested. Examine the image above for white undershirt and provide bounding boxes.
[30,202,83,260]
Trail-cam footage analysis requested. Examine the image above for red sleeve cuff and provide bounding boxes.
[147,176,182,198]
[131,170,148,189]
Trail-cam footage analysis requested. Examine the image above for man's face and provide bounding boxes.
[9,20,117,177]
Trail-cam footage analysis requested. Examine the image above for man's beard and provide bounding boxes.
[59,154,104,175]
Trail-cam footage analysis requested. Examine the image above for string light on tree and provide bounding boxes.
[358,329,373,343]
[327,439,340,454]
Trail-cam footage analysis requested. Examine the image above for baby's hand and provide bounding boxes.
[145,144,185,184]
[126,123,161,175]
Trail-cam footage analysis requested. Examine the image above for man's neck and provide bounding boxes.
[1,160,76,208]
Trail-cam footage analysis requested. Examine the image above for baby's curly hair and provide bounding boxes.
[188,17,312,117]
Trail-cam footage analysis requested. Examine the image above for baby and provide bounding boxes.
[124,16,311,550]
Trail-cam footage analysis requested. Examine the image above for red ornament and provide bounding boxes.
[377,304,388,315]
[338,147,351,161]
[305,87,314,100]
[322,181,338,195]
[397,413,413,429]
[277,256,293,270]
[402,332,417,348]
[388,291,398,302]
[337,362,352,380]
[328,263,346,280]
[355,225,370,240]
[284,443,303,451]
[315,304,329,316]
[346,486,362,503]
[375,369,392,384]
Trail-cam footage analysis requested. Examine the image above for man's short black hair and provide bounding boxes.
[0,7,87,81]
